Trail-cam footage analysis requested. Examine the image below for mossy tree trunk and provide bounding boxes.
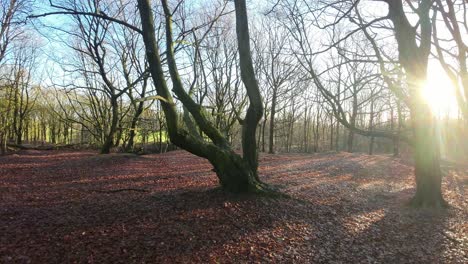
[136,0,268,193]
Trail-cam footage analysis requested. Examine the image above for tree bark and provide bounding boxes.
[0,132,6,155]
[368,91,375,155]
[408,74,446,207]
[261,117,267,152]
[125,98,145,152]
[392,101,401,156]
[100,97,118,154]
[347,130,354,153]
[235,0,264,180]
[268,88,277,154]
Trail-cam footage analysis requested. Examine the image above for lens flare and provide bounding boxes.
[421,63,459,117]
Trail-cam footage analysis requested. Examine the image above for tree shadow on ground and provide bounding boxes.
[1,150,465,263]
[259,153,463,262]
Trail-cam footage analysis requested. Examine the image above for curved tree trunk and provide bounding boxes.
[137,0,268,193]
[236,0,264,181]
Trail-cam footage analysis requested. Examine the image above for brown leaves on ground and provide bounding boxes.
[0,150,466,263]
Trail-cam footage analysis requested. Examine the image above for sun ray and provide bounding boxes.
[421,62,459,118]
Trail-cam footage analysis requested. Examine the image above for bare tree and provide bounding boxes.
[8,42,37,144]
[257,17,298,153]
[0,0,31,153]
[432,0,467,122]
[135,0,270,192]
[275,0,446,206]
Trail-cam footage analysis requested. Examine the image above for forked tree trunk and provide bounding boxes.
[137,0,268,193]
[208,148,265,193]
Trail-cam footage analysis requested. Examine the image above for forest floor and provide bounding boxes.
[0,150,467,263]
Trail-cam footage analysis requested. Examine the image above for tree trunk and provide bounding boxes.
[261,116,267,152]
[335,123,340,152]
[368,93,375,155]
[347,130,354,153]
[330,119,334,151]
[393,100,402,156]
[347,89,358,153]
[256,122,262,151]
[268,89,277,154]
[101,97,118,154]
[210,149,265,193]
[409,102,446,207]
[15,118,23,145]
[126,117,138,152]
[288,115,294,153]
[0,132,6,155]
[303,106,309,152]
[407,71,446,207]
[235,0,264,183]
[114,125,123,147]
[313,110,320,152]
[15,128,22,145]
[126,99,145,152]
[50,124,56,144]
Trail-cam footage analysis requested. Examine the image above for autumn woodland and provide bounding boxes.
[0,0,467,262]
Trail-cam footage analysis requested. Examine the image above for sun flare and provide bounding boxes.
[421,63,459,117]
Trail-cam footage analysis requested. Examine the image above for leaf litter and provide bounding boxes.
[0,150,466,263]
